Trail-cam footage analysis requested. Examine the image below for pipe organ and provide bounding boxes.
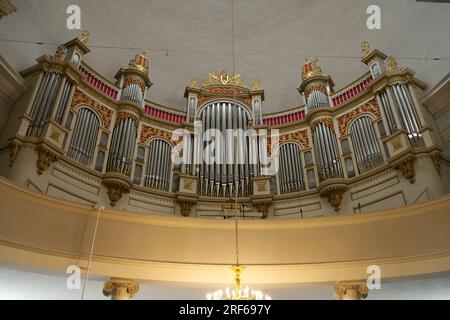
[3,35,445,217]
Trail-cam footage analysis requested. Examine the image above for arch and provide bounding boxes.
[75,106,102,126]
[144,138,173,191]
[278,142,305,194]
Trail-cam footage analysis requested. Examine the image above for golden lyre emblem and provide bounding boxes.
[220,70,230,85]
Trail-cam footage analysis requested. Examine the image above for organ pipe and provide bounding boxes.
[313,123,343,181]
[144,139,172,191]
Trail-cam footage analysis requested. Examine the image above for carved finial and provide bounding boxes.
[302,58,322,81]
[203,69,246,87]
[80,30,90,46]
[53,45,66,60]
[128,51,149,74]
[387,56,399,72]
[189,76,200,89]
[252,80,262,91]
[361,41,370,57]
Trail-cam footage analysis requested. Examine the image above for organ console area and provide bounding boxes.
[0,34,447,219]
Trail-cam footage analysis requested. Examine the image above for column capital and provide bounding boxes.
[334,281,368,300]
[103,278,139,300]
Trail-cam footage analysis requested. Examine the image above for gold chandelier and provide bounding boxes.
[206,265,271,300]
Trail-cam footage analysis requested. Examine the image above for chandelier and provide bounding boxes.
[206,265,271,300]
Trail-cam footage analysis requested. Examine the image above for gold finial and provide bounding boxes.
[387,56,399,72]
[302,58,322,81]
[53,45,66,60]
[80,30,90,46]
[252,80,262,91]
[189,76,200,88]
[361,41,370,57]
[128,51,149,74]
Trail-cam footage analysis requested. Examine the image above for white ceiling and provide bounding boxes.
[1,262,450,300]
[1,0,450,112]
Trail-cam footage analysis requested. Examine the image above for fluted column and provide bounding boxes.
[103,278,139,300]
[334,281,368,300]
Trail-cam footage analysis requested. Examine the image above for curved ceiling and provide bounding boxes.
[1,0,450,111]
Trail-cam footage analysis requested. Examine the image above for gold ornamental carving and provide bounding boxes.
[71,89,113,129]
[9,141,22,167]
[312,118,335,133]
[124,77,146,90]
[50,129,61,142]
[140,125,173,144]
[79,30,90,46]
[337,99,380,136]
[253,201,271,219]
[36,146,58,175]
[334,281,368,300]
[251,80,262,91]
[387,56,399,73]
[203,69,246,87]
[256,181,267,192]
[197,95,252,108]
[183,180,194,190]
[321,187,346,211]
[115,111,139,127]
[391,136,403,151]
[361,41,370,57]
[177,199,196,217]
[280,129,310,149]
[430,153,441,177]
[52,45,66,61]
[103,278,139,300]
[103,180,130,206]
[304,82,326,98]
[188,76,200,89]
[392,157,416,183]
[302,58,323,81]
[128,52,149,74]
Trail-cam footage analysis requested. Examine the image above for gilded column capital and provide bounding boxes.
[103,278,139,300]
[334,281,368,300]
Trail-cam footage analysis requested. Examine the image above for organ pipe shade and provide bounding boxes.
[379,90,397,134]
[313,123,343,181]
[349,116,383,173]
[120,83,143,105]
[54,80,73,124]
[106,117,137,176]
[306,90,329,112]
[67,108,101,166]
[144,139,172,191]
[27,72,62,137]
[278,143,305,194]
[197,101,254,198]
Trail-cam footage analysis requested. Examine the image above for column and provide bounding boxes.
[334,281,368,300]
[103,278,139,300]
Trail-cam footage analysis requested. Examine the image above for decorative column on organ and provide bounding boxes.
[115,52,152,107]
[298,59,347,211]
[103,53,153,207]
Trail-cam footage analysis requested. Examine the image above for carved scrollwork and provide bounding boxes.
[36,145,58,175]
[103,180,130,207]
[392,156,416,184]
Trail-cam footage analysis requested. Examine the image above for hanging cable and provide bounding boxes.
[80,204,104,300]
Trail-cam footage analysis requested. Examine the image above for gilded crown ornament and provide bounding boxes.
[361,41,370,57]
[302,58,322,81]
[128,51,149,74]
[80,30,90,46]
